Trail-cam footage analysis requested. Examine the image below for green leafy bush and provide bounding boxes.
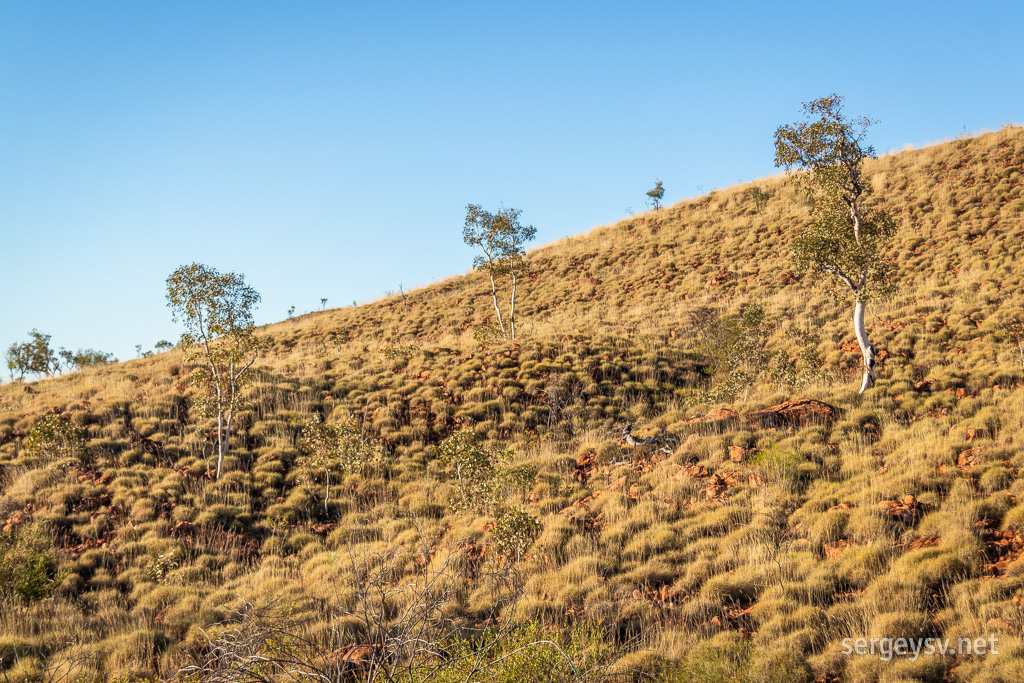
[491,507,542,560]
[24,414,87,467]
[0,523,61,602]
[433,429,535,514]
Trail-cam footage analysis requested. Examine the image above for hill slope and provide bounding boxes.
[2,126,1024,682]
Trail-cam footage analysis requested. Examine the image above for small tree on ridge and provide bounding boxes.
[647,179,665,211]
[5,330,59,380]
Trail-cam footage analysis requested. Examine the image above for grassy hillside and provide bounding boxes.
[2,126,1024,682]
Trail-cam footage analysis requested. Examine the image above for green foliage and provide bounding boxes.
[298,414,389,517]
[751,443,806,487]
[463,205,537,279]
[147,548,182,584]
[689,304,771,401]
[166,263,261,340]
[58,347,117,370]
[377,343,416,361]
[434,429,535,515]
[748,185,771,213]
[491,507,542,559]
[5,330,59,380]
[0,523,61,602]
[426,620,617,682]
[473,322,505,346]
[774,94,898,302]
[647,178,665,210]
[666,637,810,683]
[25,414,87,466]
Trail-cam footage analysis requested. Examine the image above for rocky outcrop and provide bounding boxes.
[745,399,838,429]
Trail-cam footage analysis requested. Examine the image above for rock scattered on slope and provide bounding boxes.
[745,399,838,429]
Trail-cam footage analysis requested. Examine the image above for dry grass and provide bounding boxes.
[1,127,1023,681]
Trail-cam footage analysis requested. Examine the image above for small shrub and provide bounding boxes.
[0,523,61,601]
[491,507,542,560]
[24,414,87,467]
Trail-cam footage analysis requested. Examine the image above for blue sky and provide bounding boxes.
[1,1,1022,366]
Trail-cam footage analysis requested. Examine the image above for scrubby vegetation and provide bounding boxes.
[1,126,1024,681]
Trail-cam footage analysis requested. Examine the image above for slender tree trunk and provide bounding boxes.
[509,272,518,340]
[853,298,876,394]
[221,410,233,480]
[324,469,331,519]
[216,410,225,479]
[488,274,507,339]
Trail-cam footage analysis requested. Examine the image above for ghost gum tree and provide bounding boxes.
[463,205,537,341]
[166,263,268,480]
[774,95,898,393]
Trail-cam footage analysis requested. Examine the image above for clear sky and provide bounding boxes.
[1,1,1022,366]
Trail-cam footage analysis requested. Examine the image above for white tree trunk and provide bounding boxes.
[854,299,876,394]
[216,411,225,480]
[488,274,507,339]
[509,272,518,340]
[323,467,331,519]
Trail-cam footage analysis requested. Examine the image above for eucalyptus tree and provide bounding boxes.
[298,413,388,519]
[5,330,58,380]
[462,204,537,341]
[774,95,898,393]
[58,348,116,370]
[647,179,665,210]
[166,263,268,480]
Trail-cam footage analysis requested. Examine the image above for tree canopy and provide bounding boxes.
[5,330,59,380]
[647,179,665,210]
[774,94,897,302]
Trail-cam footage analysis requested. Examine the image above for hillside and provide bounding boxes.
[2,126,1024,682]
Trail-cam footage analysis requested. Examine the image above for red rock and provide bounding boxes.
[705,407,738,421]
[704,270,736,288]
[824,540,862,559]
[728,445,752,463]
[906,536,941,551]
[958,449,980,469]
[573,452,597,483]
[685,464,710,478]
[988,618,1014,632]
[746,399,838,429]
[331,644,383,666]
